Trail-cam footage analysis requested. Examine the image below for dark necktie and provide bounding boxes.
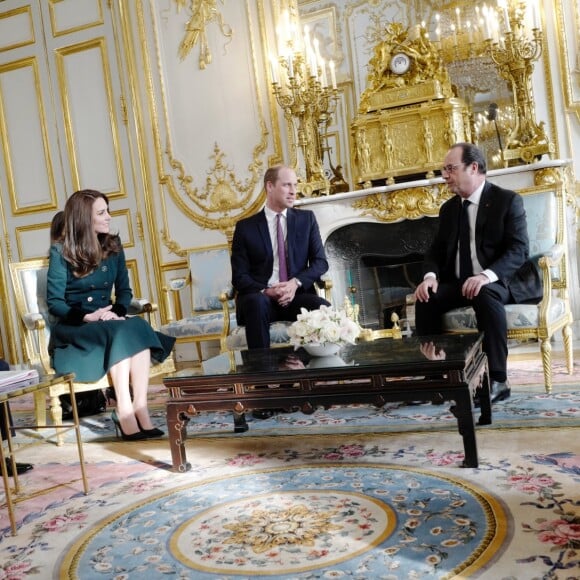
[459,200,473,281]
[276,213,288,282]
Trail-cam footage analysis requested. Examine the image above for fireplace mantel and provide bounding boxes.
[296,159,572,240]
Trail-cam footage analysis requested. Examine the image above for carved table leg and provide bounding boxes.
[166,403,191,472]
[451,389,479,468]
[476,370,492,426]
[233,411,248,433]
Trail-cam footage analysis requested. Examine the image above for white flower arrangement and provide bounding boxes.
[288,305,361,348]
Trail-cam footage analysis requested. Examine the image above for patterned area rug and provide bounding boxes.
[1,428,579,579]
[63,464,507,577]
[506,352,578,386]
[2,351,579,578]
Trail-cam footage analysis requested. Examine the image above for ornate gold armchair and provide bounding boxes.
[9,258,175,444]
[441,183,573,392]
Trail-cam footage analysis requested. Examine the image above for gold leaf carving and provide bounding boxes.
[162,125,268,251]
[534,167,560,186]
[174,0,233,69]
[160,229,187,258]
[352,185,453,222]
[170,143,261,216]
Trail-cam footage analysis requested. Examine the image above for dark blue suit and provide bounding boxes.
[231,208,330,348]
[416,181,542,381]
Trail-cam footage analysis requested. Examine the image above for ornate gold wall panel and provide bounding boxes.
[0,57,58,214]
[0,1,159,364]
[55,37,126,196]
[14,222,53,262]
[125,258,142,300]
[554,0,580,120]
[111,208,135,248]
[130,1,273,245]
[48,0,104,37]
[0,5,35,52]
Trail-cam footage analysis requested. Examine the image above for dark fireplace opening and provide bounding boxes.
[359,253,425,328]
[324,219,439,329]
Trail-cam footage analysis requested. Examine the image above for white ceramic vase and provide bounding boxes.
[307,354,347,369]
[303,342,342,357]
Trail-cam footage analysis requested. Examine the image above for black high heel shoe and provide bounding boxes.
[135,417,164,439]
[111,410,147,441]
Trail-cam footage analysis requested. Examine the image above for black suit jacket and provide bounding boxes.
[423,181,542,303]
[231,207,329,295]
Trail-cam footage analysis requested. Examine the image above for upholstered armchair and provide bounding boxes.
[161,245,237,361]
[441,183,574,393]
[9,258,175,444]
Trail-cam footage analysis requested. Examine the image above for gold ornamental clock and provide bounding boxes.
[353,22,471,185]
[390,53,411,75]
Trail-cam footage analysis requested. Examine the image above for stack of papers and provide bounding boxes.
[0,369,40,392]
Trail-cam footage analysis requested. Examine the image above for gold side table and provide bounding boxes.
[0,373,89,535]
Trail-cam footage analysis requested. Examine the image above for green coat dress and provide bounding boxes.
[47,243,175,382]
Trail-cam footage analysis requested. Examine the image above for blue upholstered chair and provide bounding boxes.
[161,245,237,360]
[9,258,175,444]
[441,183,573,393]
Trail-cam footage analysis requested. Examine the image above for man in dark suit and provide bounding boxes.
[232,164,330,349]
[414,143,542,403]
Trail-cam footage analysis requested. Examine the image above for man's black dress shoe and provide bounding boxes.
[1,461,34,477]
[252,409,277,420]
[473,380,511,407]
[490,380,511,403]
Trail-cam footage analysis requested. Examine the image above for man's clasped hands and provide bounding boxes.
[263,278,300,307]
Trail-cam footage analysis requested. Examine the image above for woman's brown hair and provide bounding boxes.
[61,189,121,277]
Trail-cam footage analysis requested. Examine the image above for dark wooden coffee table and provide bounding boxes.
[164,333,490,472]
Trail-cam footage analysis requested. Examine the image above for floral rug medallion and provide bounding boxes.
[61,463,506,578]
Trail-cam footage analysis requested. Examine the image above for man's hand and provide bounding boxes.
[420,341,446,361]
[414,277,438,302]
[281,354,305,370]
[461,273,490,300]
[268,279,299,307]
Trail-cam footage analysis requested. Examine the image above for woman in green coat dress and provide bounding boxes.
[47,190,175,441]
